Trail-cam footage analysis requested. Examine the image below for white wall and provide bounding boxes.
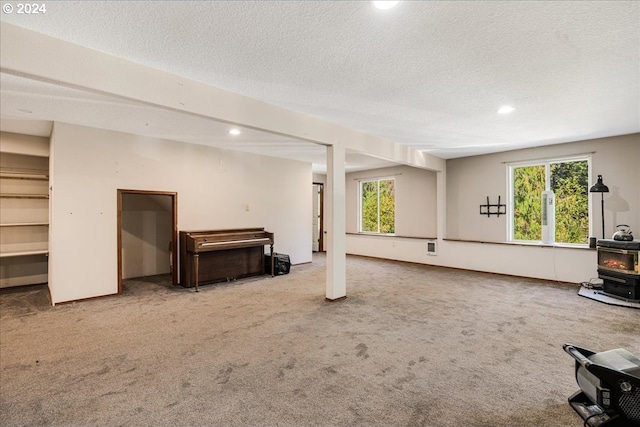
[347,235,597,283]
[346,134,639,284]
[446,134,640,241]
[49,123,312,304]
[346,165,437,237]
[312,174,326,185]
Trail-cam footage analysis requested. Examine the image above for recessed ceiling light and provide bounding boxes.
[229,128,241,136]
[373,1,400,10]
[497,105,515,115]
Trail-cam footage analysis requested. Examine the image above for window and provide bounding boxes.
[359,178,395,234]
[508,157,590,244]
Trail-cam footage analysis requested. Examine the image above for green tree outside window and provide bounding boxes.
[360,178,395,234]
[512,159,589,244]
[551,161,589,244]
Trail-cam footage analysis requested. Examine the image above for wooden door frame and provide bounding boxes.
[117,189,178,294]
[313,182,325,252]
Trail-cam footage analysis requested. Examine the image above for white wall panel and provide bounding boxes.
[346,134,639,284]
[346,165,437,237]
[49,123,311,304]
[347,235,597,284]
[446,134,640,242]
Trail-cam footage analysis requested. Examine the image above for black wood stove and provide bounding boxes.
[597,239,640,301]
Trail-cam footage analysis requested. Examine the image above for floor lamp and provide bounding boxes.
[589,175,609,239]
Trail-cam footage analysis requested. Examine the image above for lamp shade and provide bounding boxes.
[589,175,609,193]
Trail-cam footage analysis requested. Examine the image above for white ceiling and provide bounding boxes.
[1,1,638,173]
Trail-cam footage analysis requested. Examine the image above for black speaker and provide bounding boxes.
[265,253,291,275]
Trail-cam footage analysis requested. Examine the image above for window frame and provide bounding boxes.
[506,155,592,245]
[358,176,396,235]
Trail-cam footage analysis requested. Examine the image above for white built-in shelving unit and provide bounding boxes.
[0,132,50,287]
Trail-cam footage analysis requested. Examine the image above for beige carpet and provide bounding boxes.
[1,254,638,427]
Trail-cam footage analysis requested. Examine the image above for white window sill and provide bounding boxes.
[443,238,592,250]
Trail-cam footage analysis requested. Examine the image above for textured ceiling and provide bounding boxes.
[1,1,639,171]
[0,73,397,173]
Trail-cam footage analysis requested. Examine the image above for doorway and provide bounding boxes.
[117,189,178,294]
[312,183,324,252]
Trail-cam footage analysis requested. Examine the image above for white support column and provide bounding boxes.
[325,143,346,301]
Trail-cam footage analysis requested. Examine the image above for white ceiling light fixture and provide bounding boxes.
[373,1,400,10]
[497,105,515,115]
[228,128,241,135]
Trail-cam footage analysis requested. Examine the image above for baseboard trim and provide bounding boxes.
[55,292,119,306]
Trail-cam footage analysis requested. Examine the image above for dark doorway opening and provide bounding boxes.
[313,183,324,252]
[117,189,178,294]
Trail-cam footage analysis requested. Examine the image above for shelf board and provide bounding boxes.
[0,250,49,258]
[0,146,49,158]
[0,168,49,180]
[0,193,49,199]
[0,173,49,181]
[0,222,49,227]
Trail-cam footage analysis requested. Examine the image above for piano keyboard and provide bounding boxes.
[200,237,271,247]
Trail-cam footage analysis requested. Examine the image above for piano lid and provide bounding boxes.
[181,228,274,253]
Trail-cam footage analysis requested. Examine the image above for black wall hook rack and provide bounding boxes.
[480,196,506,217]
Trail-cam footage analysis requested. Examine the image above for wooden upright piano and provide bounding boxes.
[179,228,274,291]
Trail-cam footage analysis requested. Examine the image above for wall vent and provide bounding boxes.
[427,240,437,256]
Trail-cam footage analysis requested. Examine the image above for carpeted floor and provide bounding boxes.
[1,254,638,427]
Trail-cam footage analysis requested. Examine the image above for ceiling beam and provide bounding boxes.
[0,23,444,172]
